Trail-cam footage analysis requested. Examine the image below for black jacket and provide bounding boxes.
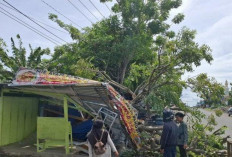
[160,121,178,149]
[177,122,188,145]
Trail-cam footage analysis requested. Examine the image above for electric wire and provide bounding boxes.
[88,0,105,18]
[0,7,61,45]
[0,2,67,34]
[41,0,82,29]
[77,0,99,21]
[3,0,68,43]
[0,2,14,10]
[32,18,67,34]
[67,0,94,24]
[0,8,60,45]
[104,3,112,14]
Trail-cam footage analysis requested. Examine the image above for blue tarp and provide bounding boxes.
[72,120,93,141]
[44,104,93,141]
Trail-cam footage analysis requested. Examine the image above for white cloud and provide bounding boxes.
[175,0,232,106]
[197,15,232,56]
[184,13,232,83]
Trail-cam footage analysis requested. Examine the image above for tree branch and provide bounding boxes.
[98,71,136,99]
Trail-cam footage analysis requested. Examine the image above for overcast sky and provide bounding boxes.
[172,0,232,83]
[0,0,115,48]
[171,0,232,106]
[1,0,232,106]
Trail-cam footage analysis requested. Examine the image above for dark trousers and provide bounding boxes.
[178,145,187,157]
[164,146,176,157]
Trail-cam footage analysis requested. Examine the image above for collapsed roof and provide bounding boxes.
[6,68,140,148]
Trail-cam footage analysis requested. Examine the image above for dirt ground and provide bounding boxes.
[0,145,88,157]
[0,134,88,157]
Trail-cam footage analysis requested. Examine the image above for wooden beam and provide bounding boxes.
[77,94,103,101]
[40,98,82,111]
[228,139,232,157]
[3,89,64,100]
[0,90,3,146]
[44,108,86,121]
[66,96,94,116]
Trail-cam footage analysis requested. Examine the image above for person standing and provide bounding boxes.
[87,120,119,157]
[175,112,188,157]
[160,109,178,157]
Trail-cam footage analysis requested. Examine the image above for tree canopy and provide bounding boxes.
[188,73,225,107]
[47,0,213,110]
[0,35,50,81]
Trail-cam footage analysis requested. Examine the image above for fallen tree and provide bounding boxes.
[1,0,225,156]
[121,107,229,157]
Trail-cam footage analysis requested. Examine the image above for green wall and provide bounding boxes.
[0,96,38,146]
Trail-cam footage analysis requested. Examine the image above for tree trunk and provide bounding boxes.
[118,57,130,84]
[145,101,151,118]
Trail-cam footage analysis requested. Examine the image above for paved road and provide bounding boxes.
[199,109,232,138]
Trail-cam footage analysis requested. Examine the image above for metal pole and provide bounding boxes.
[64,96,70,154]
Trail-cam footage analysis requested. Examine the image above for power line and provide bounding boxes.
[88,0,105,18]
[0,8,60,45]
[32,18,67,34]
[41,0,82,29]
[104,3,112,14]
[0,2,67,34]
[0,2,14,10]
[3,0,68,44]
[77,0,99,21]
[0,6,61,45]
[67,0,94,24]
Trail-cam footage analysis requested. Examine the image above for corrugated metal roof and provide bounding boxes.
[7,83,112,114]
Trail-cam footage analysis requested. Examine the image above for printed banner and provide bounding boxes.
[106,85,141,148]
[12,69,99,85]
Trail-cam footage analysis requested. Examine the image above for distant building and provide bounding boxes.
[225,80,230,96]
[223,80,230,105]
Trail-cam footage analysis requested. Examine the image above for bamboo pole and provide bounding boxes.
[64,96,70,154]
